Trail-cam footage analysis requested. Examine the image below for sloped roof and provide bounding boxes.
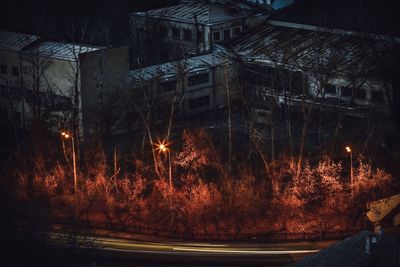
[26,41,100,61]
[233,23,400,77]
[129,45,233,82]
[0,31,39,51]
[132,0,267,25]
[292,231,398,266]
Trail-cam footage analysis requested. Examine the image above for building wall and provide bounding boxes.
[80,45,129,140]
[0,48,78,130]
[0,49,24,125]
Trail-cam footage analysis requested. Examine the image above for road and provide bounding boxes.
[47,232,325,266]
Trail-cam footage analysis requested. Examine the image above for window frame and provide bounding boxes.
[172,28,180,40]
[183,29,192,41]
[212,31,221,42]
[0,64,7,75]
[188,95,210,109]
[187,72,209,87]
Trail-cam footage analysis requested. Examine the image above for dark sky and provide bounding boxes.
[0,0,179,45]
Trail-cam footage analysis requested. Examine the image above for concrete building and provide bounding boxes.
[80,45,130,140]
[0,31,99,133]
[129,0,270,68]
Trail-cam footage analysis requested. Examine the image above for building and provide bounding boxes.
[0,31,99,134]
[128,0,270,68]
[232,22,400,120]
[80,45,130,140]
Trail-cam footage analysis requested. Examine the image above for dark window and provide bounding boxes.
[13,111,21,125]
[355,89,365,100]
[212,31,221,42]
[223,29,231,40]
[183,29,192,41]
[161,80,176,92]
[12,66,19,76]
[159,26,168,38]
[371,91,384,103]
[0,64,7,74]
[325,84,336,94]
[0,85,8,98]
[0,86,20,100]
[189,95,210,109]
[341,86,352,97]
[196,30,203,42]
[188,73,209,87]
[10,87,21,100]
[172,28,180,39]
[51,95,72,111]
[233,27,241,37]
[290,72,303,93]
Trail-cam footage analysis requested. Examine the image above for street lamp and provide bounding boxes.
[156,140,172,192]
[156,140,173,211]
[62,131,77,192]
[345,146,353,204]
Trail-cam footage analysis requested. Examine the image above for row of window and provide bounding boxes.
[159,26,242,43]
[0,86,72,110]
[160,26,201,42]
[325,84,385,103]
[0,64,19,76]
[159,73,210,93]
[212,26,242,42]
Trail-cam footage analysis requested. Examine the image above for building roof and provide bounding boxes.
[132,0,267,25]
[292,231,399,266]
[232,23,400,77]
[25,41,100,61]
[269,0,400,38]
[129,45,233,82]
[0,31,39,51]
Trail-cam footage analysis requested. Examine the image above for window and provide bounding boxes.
[290,72,303,93]
[13,111,21,125]
[233,27,241,37]
[188,73,209,87]
[196,30,203,42]
[0,85,8,98]
[0,64,7,75]
[325,84,336,95]
[355,89,366,100]
[161,80,176,92]
[189,95,210,109]
[12,66,19,76]
[172,28,180,39]
[223,29,231,40]
[51,95,72,111]
[9,87,21,100]
[183,29,192,41]
[212,31,221,42]
[0,86,20,100]
[341,86,352,97]
[159,26,168,38]
[371,91,384,103]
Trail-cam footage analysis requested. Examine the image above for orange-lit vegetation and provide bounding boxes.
[10,129,394,240]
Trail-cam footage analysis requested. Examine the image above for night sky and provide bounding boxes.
[0,0,179,45]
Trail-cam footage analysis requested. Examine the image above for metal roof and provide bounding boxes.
[133,1,267,25]
[27,41,100,61]
[0,31,39,51]
[292,231,398,266]
[233,23,400,77]
[129,45,233,82]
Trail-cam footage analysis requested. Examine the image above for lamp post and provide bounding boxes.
[156,141,172,210]
[345,146,353,204]
[62,131,77,192]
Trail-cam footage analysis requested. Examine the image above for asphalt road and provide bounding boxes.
[47,232,323,266]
